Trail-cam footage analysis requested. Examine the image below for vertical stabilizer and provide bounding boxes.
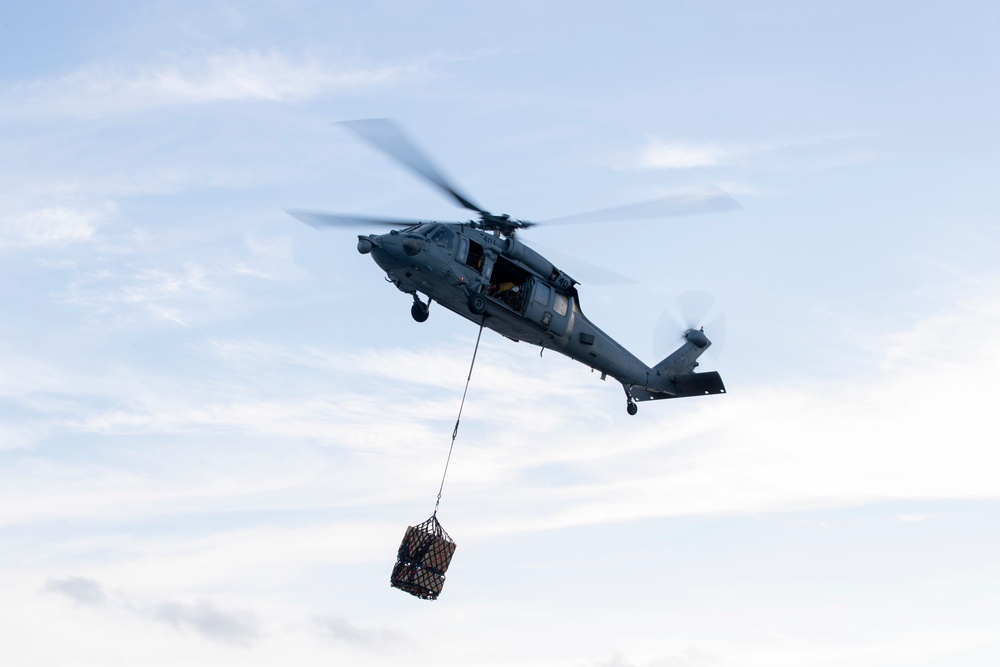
[635,328,725,400]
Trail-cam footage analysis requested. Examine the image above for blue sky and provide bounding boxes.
[2,1,1000,665]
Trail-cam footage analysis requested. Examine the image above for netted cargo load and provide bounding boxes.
[390,514,457,600]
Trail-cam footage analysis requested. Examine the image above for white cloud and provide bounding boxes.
[638,141,736,169]
[4,278,999,537]
[5,49,417,118]
[5,281,1000,667]
[503,282,1000,530]
[59,258,274,328]
[0,203,111,249]
[629,134,878,171]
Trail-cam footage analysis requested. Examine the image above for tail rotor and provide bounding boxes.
[654,290,727,363]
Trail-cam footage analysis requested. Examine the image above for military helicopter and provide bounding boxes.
[288,120,735,415]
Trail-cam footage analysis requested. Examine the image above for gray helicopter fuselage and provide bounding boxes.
[358,222,723,405]
[287,119,729,414]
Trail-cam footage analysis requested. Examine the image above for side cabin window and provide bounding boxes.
[533,281,551,307]
[553,292,568,316]
[524,279,571,336]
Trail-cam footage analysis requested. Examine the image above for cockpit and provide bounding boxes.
[404,224,456,249]
[429,225,456,250]
[395,223,458,259]
[408,223,438,236]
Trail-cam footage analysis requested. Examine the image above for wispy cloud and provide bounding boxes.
[149,599,259,645]
[43,576,107,606]
[43,575,260,645]
[625,134,879,171]
[0,202,112,249]
[637,141,739,169]
[313,614,409,650]
[60,257,272,327]
[589,646,722,667]
[4,48,419,119]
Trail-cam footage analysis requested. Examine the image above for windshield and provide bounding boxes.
[410,223,437,236]
[430,225,456,250]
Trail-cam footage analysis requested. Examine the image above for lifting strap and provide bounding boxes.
[433,320,486,516]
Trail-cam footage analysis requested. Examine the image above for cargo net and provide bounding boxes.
[390,515,457,600]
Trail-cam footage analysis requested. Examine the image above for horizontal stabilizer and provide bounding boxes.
[674,371,726,397]
[631,371,726,402]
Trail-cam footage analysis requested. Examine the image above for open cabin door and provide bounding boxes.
[487,256,572,337]
[457,235,485,273]
[486,256,529,313]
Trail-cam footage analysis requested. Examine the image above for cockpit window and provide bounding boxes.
[412,223,437,236]
[430,225,455,250]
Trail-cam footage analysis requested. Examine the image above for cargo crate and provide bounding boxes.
[390,515,456,600]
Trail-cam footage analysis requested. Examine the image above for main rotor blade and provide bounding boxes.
[538,187,740,226]
[339,119,487,215]
[525,239,635,285]
[285,209,433,230]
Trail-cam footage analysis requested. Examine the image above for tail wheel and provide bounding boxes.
[626,401,638,416]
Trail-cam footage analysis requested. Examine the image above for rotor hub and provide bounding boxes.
[476,212,533,237]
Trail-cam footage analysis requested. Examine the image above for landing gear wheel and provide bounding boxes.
[411,302,429,322]
[626,401,638,416]
[467,293,486,315]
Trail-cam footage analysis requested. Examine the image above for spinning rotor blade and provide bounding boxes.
[339,119,487,215]
[538,187,740,227]
[677,290,717,328]
[527,239,636,285]
[654,290,727,361]
[285,209,434,230]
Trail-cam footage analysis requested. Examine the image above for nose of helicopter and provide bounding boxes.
[360,232,403,258]
[362,231,424,258]
[362,233,409,275]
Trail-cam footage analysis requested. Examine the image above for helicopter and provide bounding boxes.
[288,120,735,415]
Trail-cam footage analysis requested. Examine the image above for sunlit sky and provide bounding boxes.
[3,2,1000,665]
